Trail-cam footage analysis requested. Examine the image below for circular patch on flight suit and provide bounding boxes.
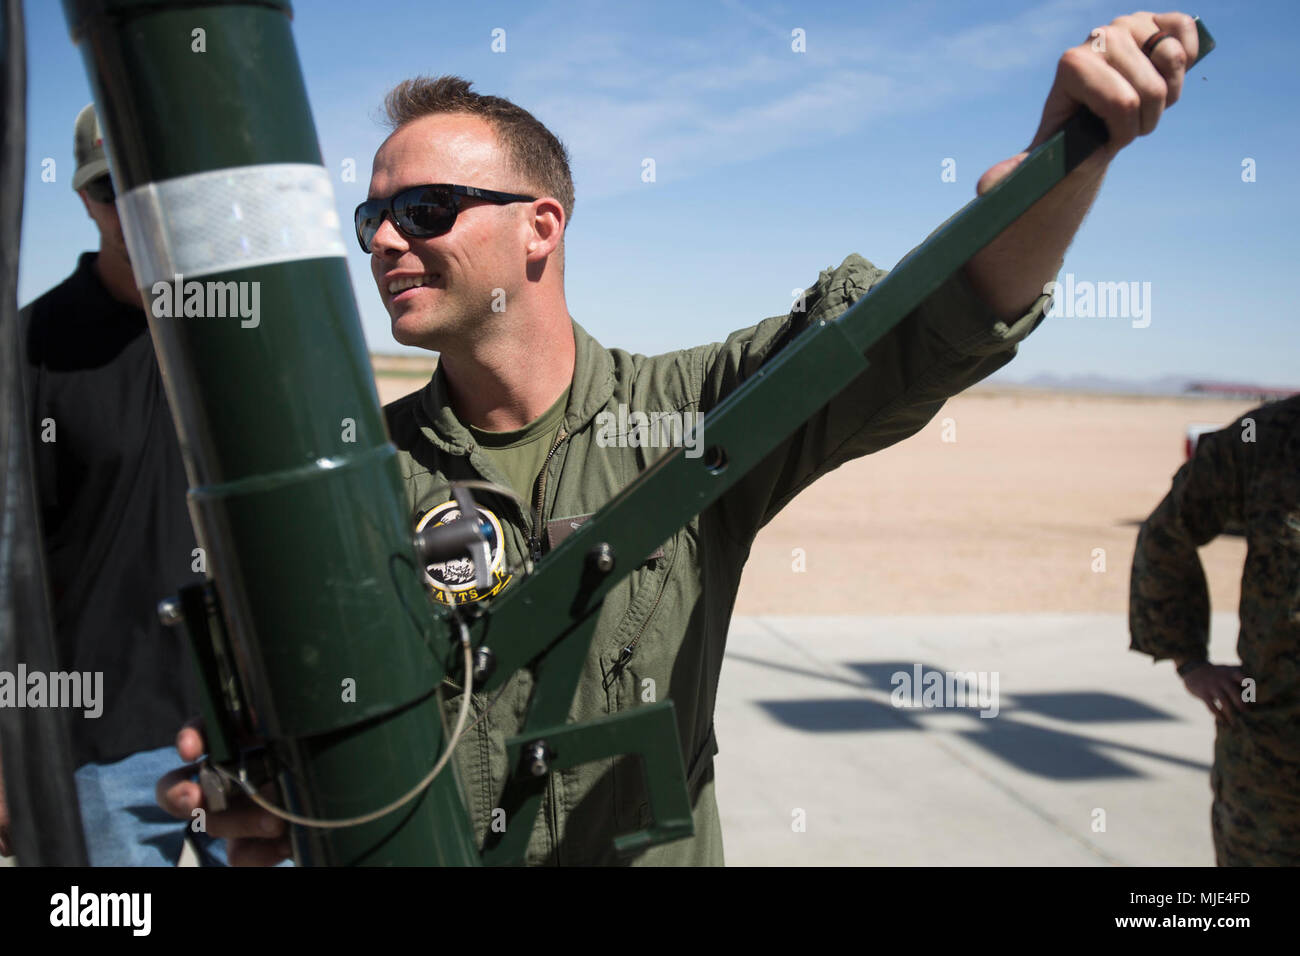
[416,501,513,605]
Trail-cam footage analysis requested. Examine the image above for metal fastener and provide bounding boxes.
[527,740,550,777]
[589,543,615,573]
[157,598,181,627]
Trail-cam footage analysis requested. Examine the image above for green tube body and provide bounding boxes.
[62,0,478,865]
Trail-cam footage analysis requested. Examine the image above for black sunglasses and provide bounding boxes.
[354,183,536,253]
[84,175,115,204]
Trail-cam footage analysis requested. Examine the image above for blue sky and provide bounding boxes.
[18,0,1298,386]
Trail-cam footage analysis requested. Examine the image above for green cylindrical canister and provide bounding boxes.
[62,0,478,865]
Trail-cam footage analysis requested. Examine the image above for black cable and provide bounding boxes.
[0,0,90,866]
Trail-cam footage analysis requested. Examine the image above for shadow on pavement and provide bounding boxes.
[734,655,1211,780]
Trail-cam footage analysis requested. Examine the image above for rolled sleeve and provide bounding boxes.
[1129,424,1245,663]
[697,249,1053,543]
[910,256,1054,358]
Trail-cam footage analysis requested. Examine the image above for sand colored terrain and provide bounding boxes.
[0,376,1258,868]
[373,354,437,405]
[373,357,1257,619]
[734,387,1256,615]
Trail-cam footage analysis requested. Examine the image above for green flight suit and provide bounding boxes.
[386,249,1053,865]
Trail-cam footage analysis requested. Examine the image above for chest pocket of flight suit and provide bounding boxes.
[589,523,694,833]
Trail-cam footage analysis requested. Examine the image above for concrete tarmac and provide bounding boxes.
[713,612,1239,866]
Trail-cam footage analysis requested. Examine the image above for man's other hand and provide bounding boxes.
[155,719,291,866]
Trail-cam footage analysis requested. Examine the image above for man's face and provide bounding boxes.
[367,113,532,351]
[79,184,128,260]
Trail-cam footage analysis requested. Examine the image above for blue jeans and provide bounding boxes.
[75,745,230,867]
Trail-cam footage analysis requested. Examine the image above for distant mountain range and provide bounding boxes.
[986,372,1297,397]
[367,353,1294,400]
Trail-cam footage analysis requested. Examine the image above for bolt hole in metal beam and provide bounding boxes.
[703,446,728,475]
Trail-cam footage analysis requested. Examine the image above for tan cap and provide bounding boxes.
[72,103,111,191]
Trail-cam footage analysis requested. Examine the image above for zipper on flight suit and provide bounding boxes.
[601,534,677,691]
[527,427,568,562]
[601,599,655,691]
[603,644,636,691]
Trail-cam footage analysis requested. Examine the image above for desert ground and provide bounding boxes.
[375,357,1254,618]
[366,368,1265,866]
[734,386,1254,616]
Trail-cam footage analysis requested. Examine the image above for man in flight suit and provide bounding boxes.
[158,11,1210,865]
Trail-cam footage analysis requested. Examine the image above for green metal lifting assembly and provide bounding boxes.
[59,1,1215,865]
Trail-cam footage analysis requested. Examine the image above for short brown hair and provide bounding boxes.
[382,75,574,230]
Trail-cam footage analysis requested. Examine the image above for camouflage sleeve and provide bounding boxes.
[1128,420,1246,662]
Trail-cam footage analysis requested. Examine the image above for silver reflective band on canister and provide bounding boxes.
[118,163,347,290]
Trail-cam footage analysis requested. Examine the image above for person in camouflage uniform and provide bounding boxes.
[1130,394,1300,866]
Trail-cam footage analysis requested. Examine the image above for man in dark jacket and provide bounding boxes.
[6,105,219,866]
